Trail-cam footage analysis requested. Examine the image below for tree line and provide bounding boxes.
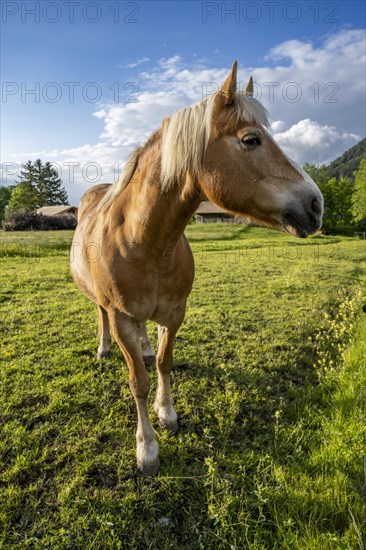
[0,160,69,221]
[303,158,366,233]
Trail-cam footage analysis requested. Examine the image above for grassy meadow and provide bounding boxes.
[0,225,365,549]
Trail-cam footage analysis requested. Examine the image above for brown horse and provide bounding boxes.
[70,62,323,475]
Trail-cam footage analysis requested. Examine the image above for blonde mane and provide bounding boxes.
[97,149,140,212]
[102,91,269,204]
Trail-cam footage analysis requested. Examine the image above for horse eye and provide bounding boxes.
[241,135,261,147]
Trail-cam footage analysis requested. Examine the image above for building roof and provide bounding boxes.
[195,201,232,216]
[36,205,77,216]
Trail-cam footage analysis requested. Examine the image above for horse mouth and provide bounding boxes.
[282,213,309,238]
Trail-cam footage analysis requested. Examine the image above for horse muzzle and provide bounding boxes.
[282,194,323,238]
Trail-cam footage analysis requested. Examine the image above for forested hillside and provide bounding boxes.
[327,138,366,180]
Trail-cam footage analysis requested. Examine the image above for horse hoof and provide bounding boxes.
[143,354,156,366]
[160,419,179,435]
[97,350,110,360]
[138,458,160,476]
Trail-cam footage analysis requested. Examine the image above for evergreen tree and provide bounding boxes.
[8,159,69,213]
[33,159,45,206]
[39,161,68,205]
[352,158,366,229]
[18,160,37,186]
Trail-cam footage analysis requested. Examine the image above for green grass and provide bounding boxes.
[0,226,365,549]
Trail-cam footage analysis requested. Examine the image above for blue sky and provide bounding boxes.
[1,0,365,203]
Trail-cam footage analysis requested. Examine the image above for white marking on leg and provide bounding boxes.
[135,397,159,474]
[97,341,111,358]
[154,373,177,431]
[136,438,159,467]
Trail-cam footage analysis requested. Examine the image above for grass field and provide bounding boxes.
[0,225,365,549]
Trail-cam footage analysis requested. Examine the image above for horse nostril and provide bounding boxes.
[311,198,322,216]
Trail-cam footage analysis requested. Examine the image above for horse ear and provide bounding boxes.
[218,60,238,106]
[244,76,254,97]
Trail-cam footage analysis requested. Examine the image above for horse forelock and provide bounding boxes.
[160,92,269,190]
[234,94,269,130]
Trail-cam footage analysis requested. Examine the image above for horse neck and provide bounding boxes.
[114,161,201,254]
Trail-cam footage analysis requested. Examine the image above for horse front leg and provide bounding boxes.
[109,309,159,475]
[154,303,186,434]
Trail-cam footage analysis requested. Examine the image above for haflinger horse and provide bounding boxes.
[71,61,323,475]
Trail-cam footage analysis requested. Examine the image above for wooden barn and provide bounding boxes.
[36,205,78,217]
[195,201,236,223]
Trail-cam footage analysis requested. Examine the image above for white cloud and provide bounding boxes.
[122,57,150,69]
[253,29,365,135]
[3,29,364,203]
[271,120,288,133]
[273,119,359,165]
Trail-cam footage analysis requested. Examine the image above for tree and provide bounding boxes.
[333,176,354,226]
[352,158,366,229]
[7,181,39,213]
[34,159,68,206]
[302,164,356,230]
[302,163,330,188]
[18,160,36,187]
[0,185,15,220]
[7,159,69,214]
[319,176,354,229]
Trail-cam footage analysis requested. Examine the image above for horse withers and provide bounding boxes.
[70,61,323,475]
